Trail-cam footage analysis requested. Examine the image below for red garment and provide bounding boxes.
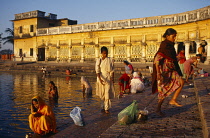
[119,73,130,91]
[177,52,186,64]
[128,64,134,72]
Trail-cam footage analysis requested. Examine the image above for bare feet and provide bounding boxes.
[169,101,183,107]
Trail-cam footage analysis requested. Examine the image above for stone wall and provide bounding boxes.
[13,6,210,64]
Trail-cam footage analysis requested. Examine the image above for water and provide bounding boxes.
[0,72,116,138]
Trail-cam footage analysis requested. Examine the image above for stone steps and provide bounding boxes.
[0,63,151,76]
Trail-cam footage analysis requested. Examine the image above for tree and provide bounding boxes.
[2,27,14,45]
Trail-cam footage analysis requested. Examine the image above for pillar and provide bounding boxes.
[156,42,161,50]
[141,42,147,62]
[110,37,114,59]
[95,37,99,60]
[204,39,210,65]
[34,37,38,61]
[68,39,72,62]
[195,40,200,54]
[45,46,49,62]
[110,44,114,59]
[56,40,60,62]
[68,45,72,62]
[126,43,131,62]
[174,42,179,53]
[56,46,60,62]
[80,45,85,62]
[184,41,190,60]
[95,44,99,60]
[36,48,38,61]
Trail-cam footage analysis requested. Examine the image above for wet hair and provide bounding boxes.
[163,28,177,38]
[123,60,130,65]
[101,46,108,53]
[49,81,55,86]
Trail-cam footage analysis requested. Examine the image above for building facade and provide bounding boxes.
[13,6,210,64]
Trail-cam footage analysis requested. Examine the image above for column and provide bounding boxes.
[95,44,99,60]
[68,39,72,62]
[34,38,38,61]
[56,46,60,62]
[80,45,85,62]
[110,44,114,58]
[45,41,49,62]
[141,42,147,62]
[68,45,72,62]
[204,39,210,65]
[110,37,114,59]
[174,42,179,54]
[36,47,38,61]
[45,46,49,62]
[126,43,131,62]
[156,42,161,50]
[195,40,200,54]
[95,37,99,60]
[56,40,60,62]
[184,41,190,60]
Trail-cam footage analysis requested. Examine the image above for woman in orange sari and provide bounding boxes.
[29,96,57,135]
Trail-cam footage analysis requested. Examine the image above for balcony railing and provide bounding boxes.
[37,6,210,36]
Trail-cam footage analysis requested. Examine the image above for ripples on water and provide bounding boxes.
[0,72,119,137]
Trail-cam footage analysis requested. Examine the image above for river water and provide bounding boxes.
[0,72,119,138]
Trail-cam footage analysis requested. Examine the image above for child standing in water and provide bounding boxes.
[48,81,59,100]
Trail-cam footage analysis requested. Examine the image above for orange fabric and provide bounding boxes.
[29,96,57,134]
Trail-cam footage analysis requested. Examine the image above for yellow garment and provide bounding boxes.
[29,96,57,134]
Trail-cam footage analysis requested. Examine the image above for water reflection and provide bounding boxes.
[0,72,104,138]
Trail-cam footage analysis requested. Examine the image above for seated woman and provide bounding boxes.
[124,60,134,76]
[130,72,145,93]
[48,81,59,100]
[29,96,57,135]
[81,76,92,98]
[118,72,130,96]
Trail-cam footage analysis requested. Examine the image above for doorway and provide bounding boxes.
[38,48,45,61]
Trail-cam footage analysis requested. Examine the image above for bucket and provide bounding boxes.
[137,109,148,122]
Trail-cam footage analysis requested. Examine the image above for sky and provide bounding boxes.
[0,0,210,50]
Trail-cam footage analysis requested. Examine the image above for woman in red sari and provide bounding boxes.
[152,28,185,116]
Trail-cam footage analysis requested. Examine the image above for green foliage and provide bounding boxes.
[2,27,14,45]
[1,23,14,48]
